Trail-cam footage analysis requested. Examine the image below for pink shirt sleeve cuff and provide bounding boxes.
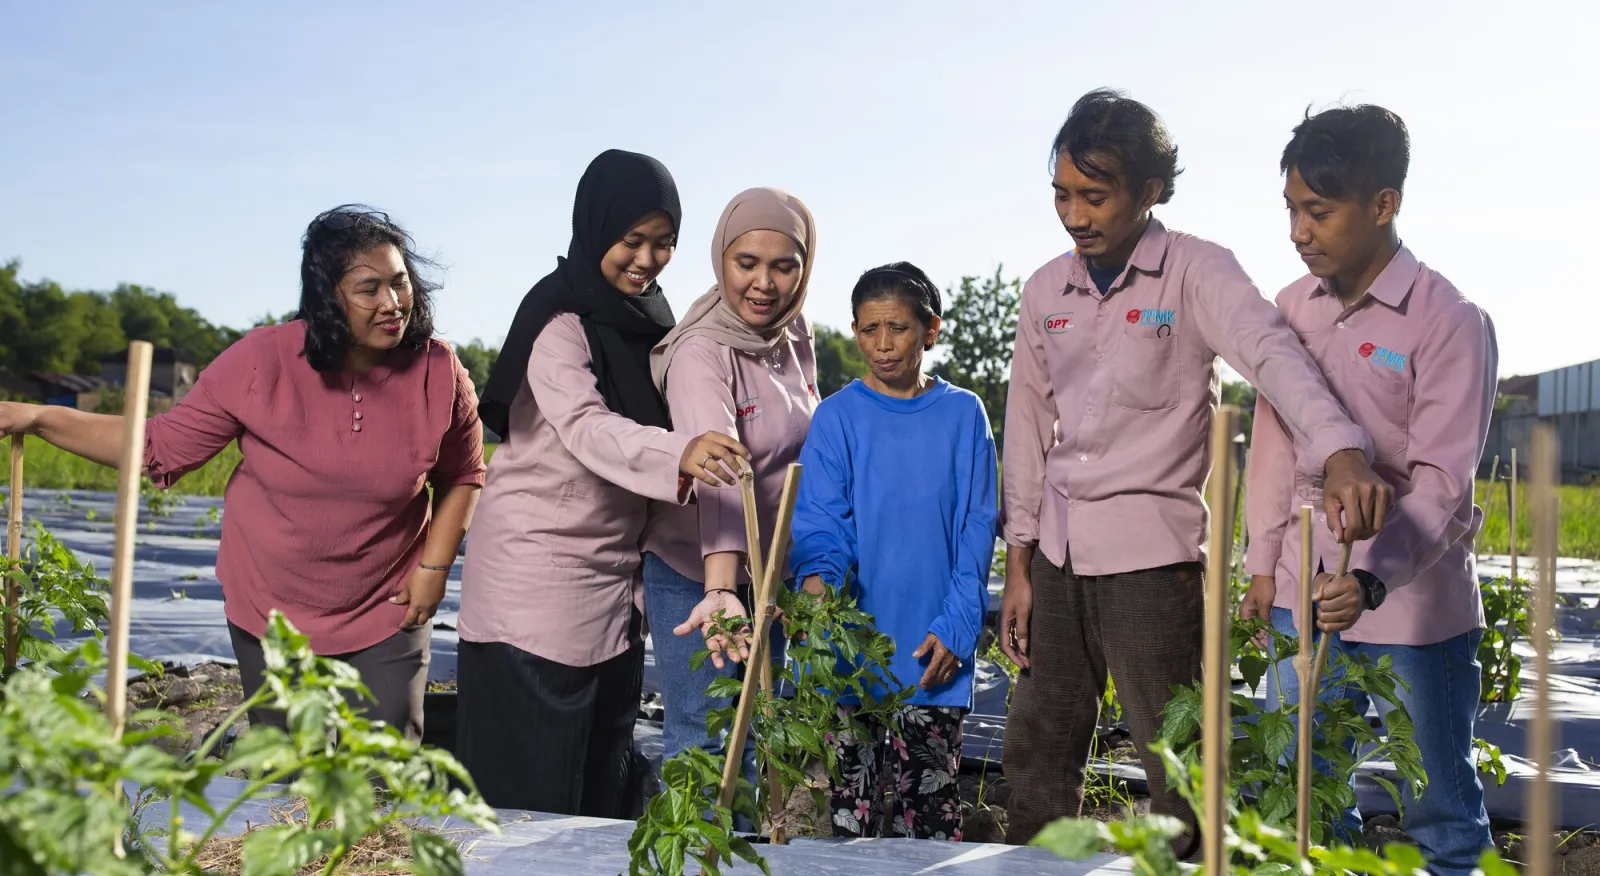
[1301,426,1373,486]
[1244,539,1282,577]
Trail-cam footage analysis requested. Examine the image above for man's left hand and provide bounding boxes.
[1312,571,1364,632]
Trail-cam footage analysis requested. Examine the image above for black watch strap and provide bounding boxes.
[1352,569,1386,610]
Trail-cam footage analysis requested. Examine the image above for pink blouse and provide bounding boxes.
[143,321,486,654]
[458,313,694,667]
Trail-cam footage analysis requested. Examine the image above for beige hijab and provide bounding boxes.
[650,187,815,391]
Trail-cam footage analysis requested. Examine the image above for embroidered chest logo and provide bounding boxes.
[1358,342,1408,373]
[1044,312,1075,334]
[806,383,819,400]
[1126,308,1176,336]
[735,396,762,422]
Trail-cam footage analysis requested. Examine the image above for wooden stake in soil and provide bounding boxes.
[713,464,801,845]
[736,461,787,844]
[1476,454,1499,563]
[1526,425,1559,876]
[105,341,154,739]
[1202,405,1240,876]
[5,434,22,675]
[1295,504,1314,858]
[1509,447,1519,583]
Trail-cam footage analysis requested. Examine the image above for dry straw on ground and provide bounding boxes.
[186,799,475,875]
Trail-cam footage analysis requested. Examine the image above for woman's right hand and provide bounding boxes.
[674,589,751,670]
[0,402,44,439]
[679,431,750,486]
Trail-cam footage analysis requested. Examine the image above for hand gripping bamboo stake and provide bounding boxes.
[106,341,154,740]
[5,434,23,675]
[1202,405,1240,876]
[736,459,787,844]
[1295,504,1315,858]
[1476,454,1500,563]
[713,463,801,850]
[1305,541,1353,704]
[1526,425,1558,876]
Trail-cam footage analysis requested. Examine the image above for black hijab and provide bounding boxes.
[479,150,682,439]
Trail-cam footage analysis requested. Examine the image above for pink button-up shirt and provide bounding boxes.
[1002,219,1372,576]
[458,313,694,667]
[143,321,487,655]
[1244,246,1496,646]
[644,317,818,585]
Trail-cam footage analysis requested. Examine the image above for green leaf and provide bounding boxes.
[293,768,376,834]
[1476,848,1518,876]
[225,726,296,776]
[406,830,464,876]
[1030,817,1110,859]
[241,825,340,876]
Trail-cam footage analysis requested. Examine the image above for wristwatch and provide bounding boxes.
[1352,569,1387,611]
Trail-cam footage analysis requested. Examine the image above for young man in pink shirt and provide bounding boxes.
[998,89,1397,853]
[1241,105,1496,876]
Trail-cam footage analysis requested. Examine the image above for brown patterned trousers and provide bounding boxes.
[1002,548,1203,858]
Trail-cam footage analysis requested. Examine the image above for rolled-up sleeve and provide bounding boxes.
[144,337,251,489]
[431,351,488,489]
[1188,252,1371,488]
[1001,273,1056,548]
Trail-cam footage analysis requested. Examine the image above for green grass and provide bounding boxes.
[1475,479,1600,560]
[13,439,501,497]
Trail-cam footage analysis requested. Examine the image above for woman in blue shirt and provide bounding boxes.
[789,262,998,841]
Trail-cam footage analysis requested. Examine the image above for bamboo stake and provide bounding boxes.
[5,435,22,674]
[713,464,801,849]
[1476,454,1499,563]
[1526,425,1558,876]
[1509,447,1519,582]
[105,341,154,740]
[736,460,787,844]
[1202,405,1240,876]
[1295,504,1314,858]
[1305,542,1353,701]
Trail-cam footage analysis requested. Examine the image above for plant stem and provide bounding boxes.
[177,763,301,867]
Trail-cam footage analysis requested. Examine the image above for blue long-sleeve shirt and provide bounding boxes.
[788,378,998,709]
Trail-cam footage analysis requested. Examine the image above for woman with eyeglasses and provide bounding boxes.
[0,205,486,741]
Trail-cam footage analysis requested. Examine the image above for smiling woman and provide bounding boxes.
[0,204,488,744]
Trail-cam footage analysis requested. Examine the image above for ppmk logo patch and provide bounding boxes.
[1359,342,1408,373]
[1125,308,1176,328]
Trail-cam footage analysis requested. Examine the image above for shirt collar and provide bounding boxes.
[1063,217,1171,293]
[1312,244,1420,309]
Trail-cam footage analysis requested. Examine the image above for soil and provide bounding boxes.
[135,665,1600,870]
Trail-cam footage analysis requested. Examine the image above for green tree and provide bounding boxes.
[812,324,866,398]
[930,267,1021,448]
[452,339,501,396]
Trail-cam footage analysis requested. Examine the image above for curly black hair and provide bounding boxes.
[1051,88,1183,206]
[296,204,439,371]
[850,261,944,351]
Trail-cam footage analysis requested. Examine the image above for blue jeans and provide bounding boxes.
[642,553,787,792]
[1264,607,1492,876]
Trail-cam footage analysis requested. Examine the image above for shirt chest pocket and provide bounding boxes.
[1110,327,1180,412]
[1340,361,1411,463]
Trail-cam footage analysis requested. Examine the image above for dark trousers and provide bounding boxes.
[229,621,430,742]
[456,620,644,817]
[1002,549,1203,856]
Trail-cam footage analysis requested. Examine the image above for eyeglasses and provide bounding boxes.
[312,209,391,234]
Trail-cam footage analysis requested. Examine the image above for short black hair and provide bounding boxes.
[296,204,438,371]
[1051,88,1182,205]
[1280,104,1410,201]
[850,262,943,351]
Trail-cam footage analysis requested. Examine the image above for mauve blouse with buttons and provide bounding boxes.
[141,320,487,654]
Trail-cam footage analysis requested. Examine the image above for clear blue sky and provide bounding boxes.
[2,1,1591,378]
